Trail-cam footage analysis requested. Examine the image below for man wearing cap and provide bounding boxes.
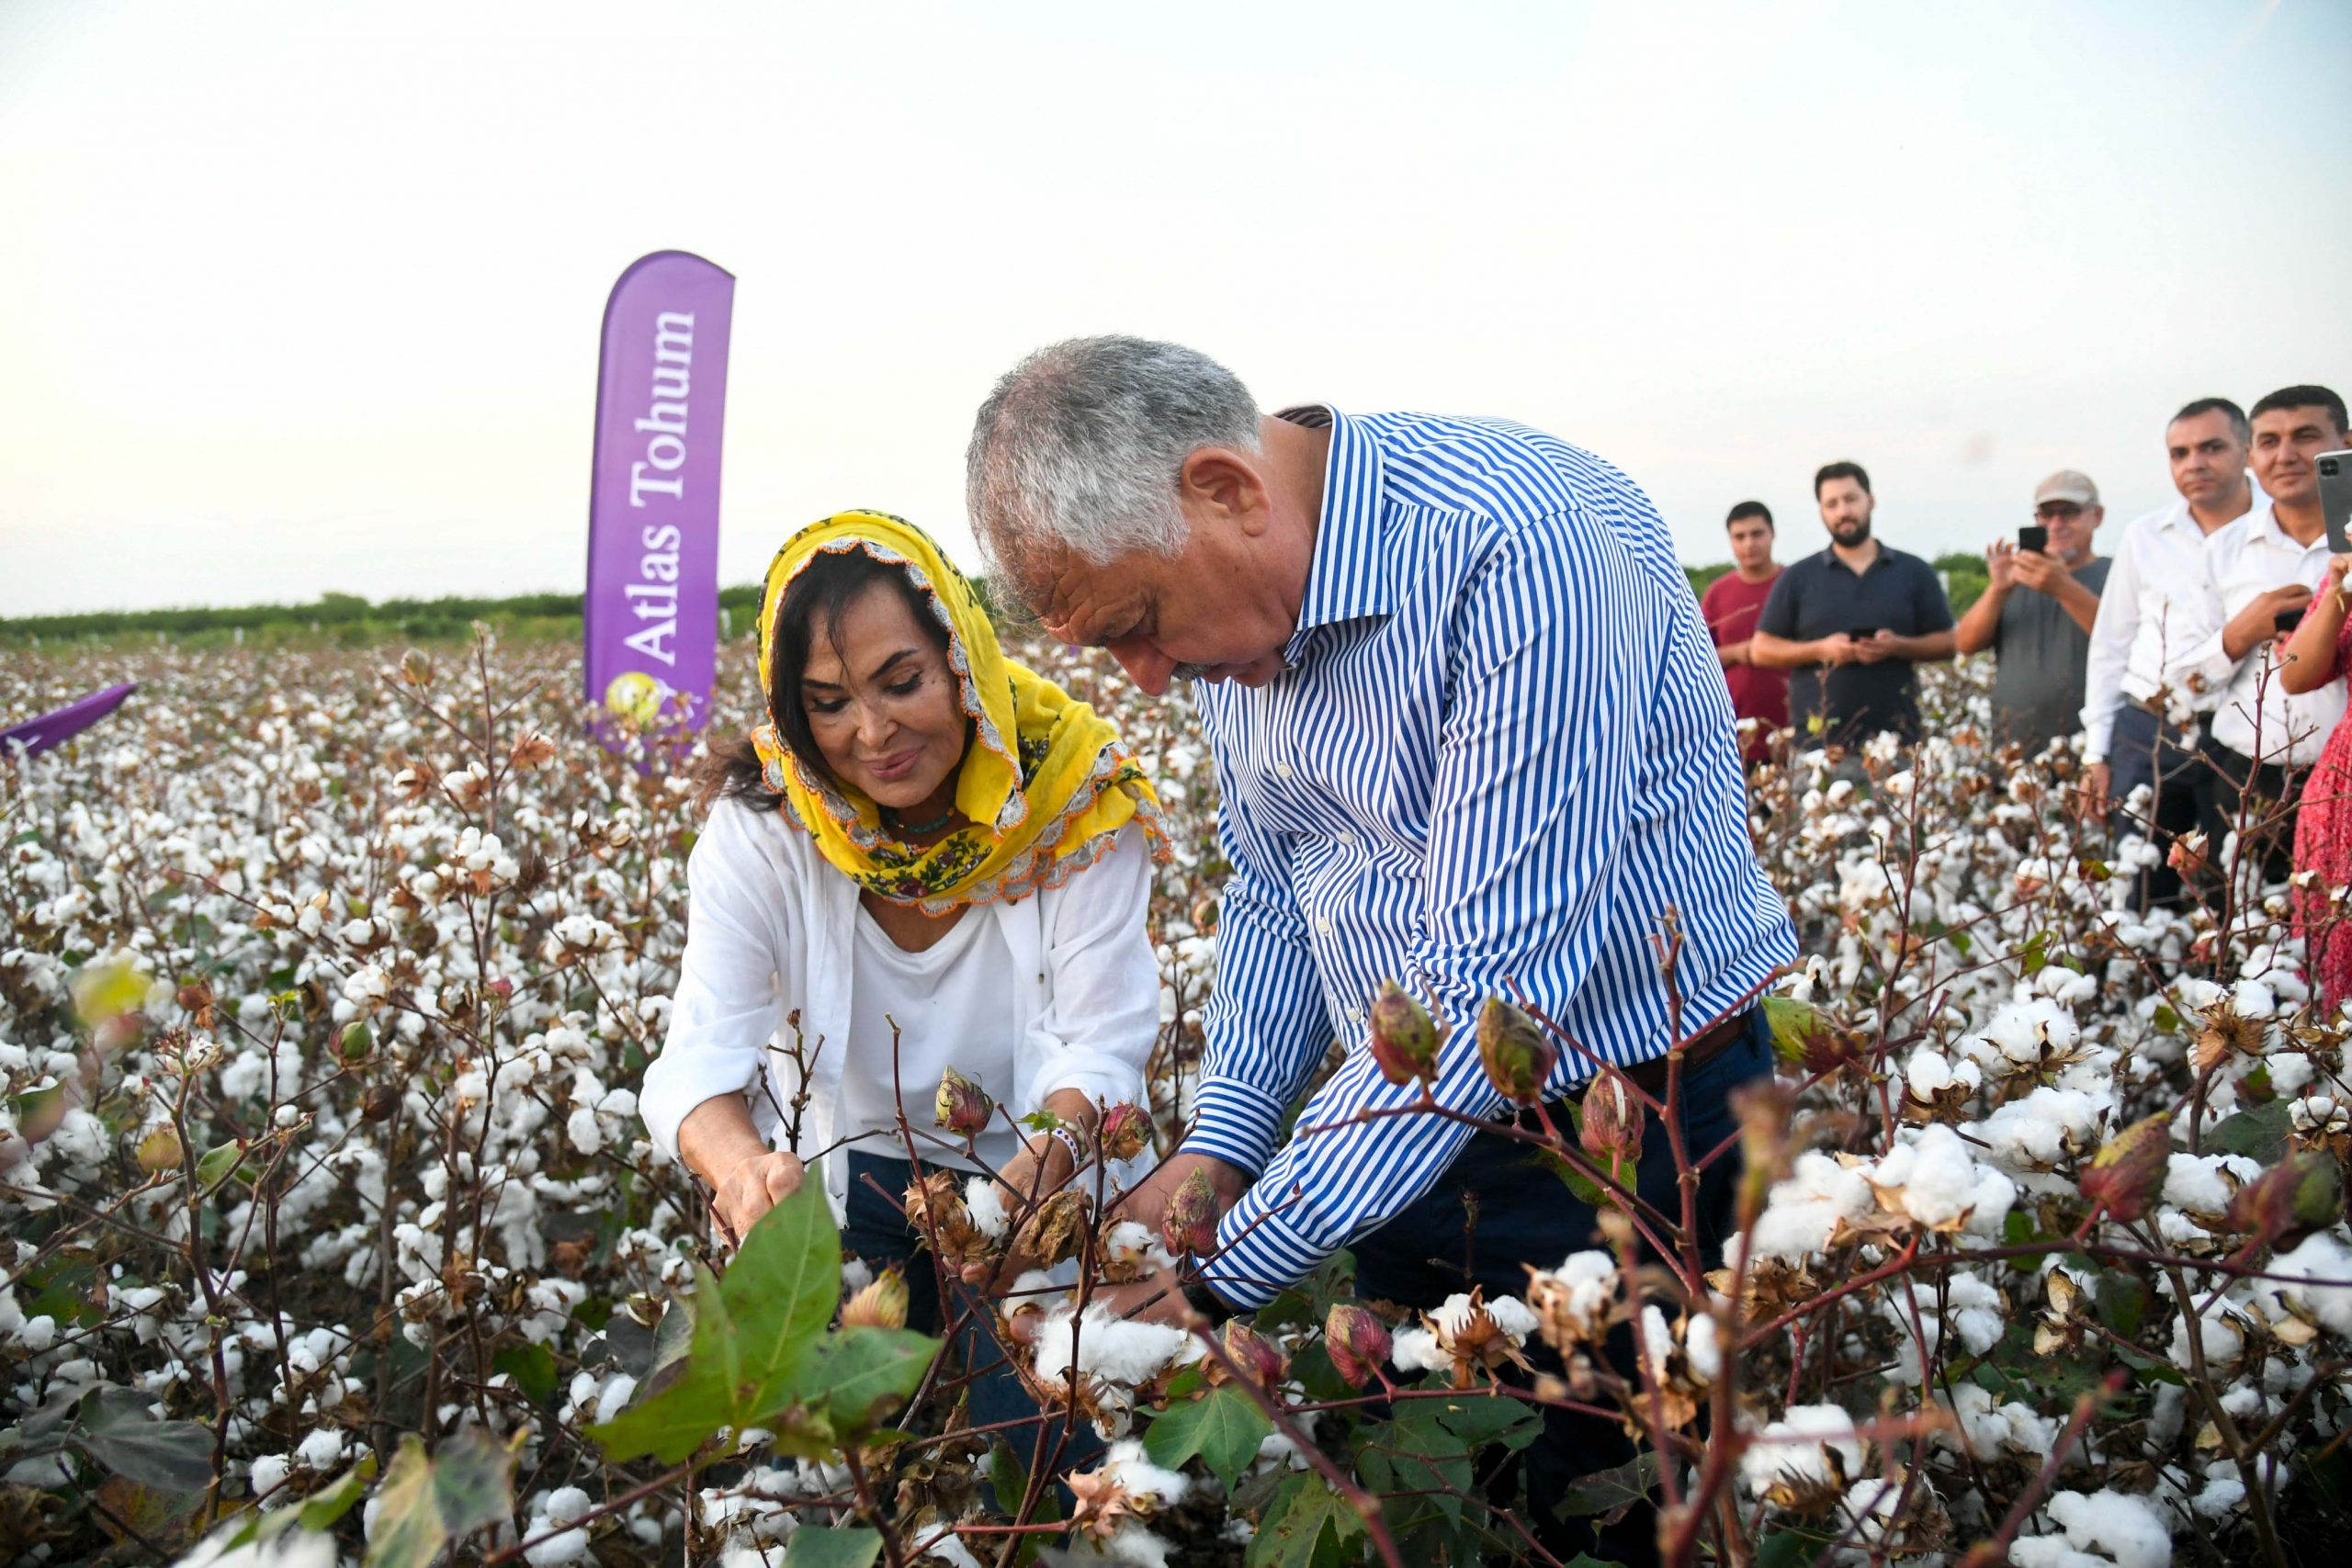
[1953,471,2109,750]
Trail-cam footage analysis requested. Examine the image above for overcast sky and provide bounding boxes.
[4,0,2349,616]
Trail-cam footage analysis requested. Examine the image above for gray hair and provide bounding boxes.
[965,336,1261,604]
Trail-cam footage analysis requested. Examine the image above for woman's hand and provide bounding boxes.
[712,1149,806,1244]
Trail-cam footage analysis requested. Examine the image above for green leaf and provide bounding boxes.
[1354,1399,1471,1530]
[782,1525,884,1568]
[2094,1273,2149,1340]
[364,1437,444,1568]
[1144,1384,1272,1493]
[74,1386,215,1495]
[1557,1451,1659,1522]
[195,1140,243,1193]
[1248,1472,1368,1568]
[494,1342,558,1404]
[2209,1100,2292,1165]
[1432,1393,1543,1451]
[429,1426,520,1539]
[592,1182,849,1463]
[797,1326,939,1438]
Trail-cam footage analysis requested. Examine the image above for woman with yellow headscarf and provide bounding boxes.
[639,512,1167,1432]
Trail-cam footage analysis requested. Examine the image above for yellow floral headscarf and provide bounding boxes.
[749,511,1168,914]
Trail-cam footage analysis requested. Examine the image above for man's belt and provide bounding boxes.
[1617,1006,1755,1099]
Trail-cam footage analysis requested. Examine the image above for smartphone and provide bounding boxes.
[2018,525,2049,553]
[1849,626,1883,639]
[2277,608,2306,637]
[2322,450,2352,555]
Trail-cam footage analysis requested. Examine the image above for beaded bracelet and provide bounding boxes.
[1045,1122,1091,1171]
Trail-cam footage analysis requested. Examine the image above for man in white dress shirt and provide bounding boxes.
[2166,385,2351,885]
[2076,398,2256,907]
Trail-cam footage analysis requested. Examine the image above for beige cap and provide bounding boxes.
[2034,469,2099,507]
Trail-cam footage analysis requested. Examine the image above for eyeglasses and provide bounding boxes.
[2033,502,2085,521]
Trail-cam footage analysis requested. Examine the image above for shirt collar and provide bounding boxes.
[1281,404,1396,639]
[1816,543,1888,574]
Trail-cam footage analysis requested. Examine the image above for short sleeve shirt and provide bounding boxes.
[1988,558,2110,750]
[1758,545,1955,743]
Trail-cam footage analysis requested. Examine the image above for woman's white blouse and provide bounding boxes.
[640,799,1160,1217]
[840,902,1019,1175]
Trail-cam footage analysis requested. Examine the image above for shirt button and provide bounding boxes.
[1315,917,1333,936]
[1344,1006,1363,1023]
[1336,830,1354,846]
[1275,761,1295,780]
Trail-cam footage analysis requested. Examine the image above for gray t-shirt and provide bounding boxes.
[1988,557,2111,750]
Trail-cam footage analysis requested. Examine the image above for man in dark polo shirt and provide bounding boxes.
[1751,460,1957,744]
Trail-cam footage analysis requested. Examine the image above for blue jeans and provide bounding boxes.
[842,1153,1104,1487]
[1351,1009,1774,1566]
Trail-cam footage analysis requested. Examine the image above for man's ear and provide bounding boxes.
[1179,447,1272,536]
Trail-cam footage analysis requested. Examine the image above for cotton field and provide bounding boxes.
[2,635,2347,1567]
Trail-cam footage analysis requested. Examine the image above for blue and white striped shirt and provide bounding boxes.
[1182,406,1798,1308]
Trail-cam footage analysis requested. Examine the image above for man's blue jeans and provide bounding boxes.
[1351,1010,1775,1566]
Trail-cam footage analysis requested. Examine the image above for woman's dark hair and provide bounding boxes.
[696,547,955,811]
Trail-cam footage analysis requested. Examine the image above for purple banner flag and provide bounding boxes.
[584,251,735,736]
[1,682,136,758]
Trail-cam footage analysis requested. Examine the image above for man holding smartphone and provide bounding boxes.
[1702,501,1790,766]
[1953,471,2109,749]
[2166,385,2351,885]
[1750,460,1957,745]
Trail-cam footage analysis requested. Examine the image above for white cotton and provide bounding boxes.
[543,1486,592,1527]
[915,1530,985,1568]
[523,1527,591,1567]
[2042,1489,2172,1568]
[2269,1232,2352,1337]
[1389,1326,1447,1374]
[565,1107,604,1157]
[1746,1152,1876,1261]
[1740,1404,1862,1497]
[249,1452,291,1500]
[1871,1124,2015,1232]
[1099,1438,1191,1506]
[1428,1292,1537,1346]
[1685,1313,1723,1382]
[1904,1047,1953,1096]
[294,1428,344,1470]
[1981,998,2081,1064]
[1639,1306,1675,1380]
[1032,1304,1191,1390]
[962,1178,1010,1241]
[594,1374,639,1422]
[2162,1151,2260,1215]
[15,1314,57,1351]
[1945,1271,2007,1356]
[1980,1089,2108,1173]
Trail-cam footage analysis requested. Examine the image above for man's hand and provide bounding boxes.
[1851,630,1901,664]
[2223,584,2313,660]
[712,1149,806,1244]
[2011,549,2065,593]
[1815,632,1860,666]
[1110,1152,1250,1241]
[1985,538,2018,590]
[2074,760,2111,827]
[1716,637,1751,669]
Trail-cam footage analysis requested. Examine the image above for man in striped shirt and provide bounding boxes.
[967,338,1796,1551]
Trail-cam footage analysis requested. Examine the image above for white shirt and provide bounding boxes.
[2165,501,2346,768]
[2080,498,2228,758]
[842,903,1019,1174]
[640,801,1160,1217]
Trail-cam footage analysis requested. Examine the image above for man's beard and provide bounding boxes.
[1831,518,1873,547]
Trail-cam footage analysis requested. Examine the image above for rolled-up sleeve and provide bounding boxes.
[2080,528,2142,761]
[1024,826,1159,1114]
[639,804,791,1161]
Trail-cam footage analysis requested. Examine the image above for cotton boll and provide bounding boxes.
[1390,1326,1447,1374]
[915,1530,985,1567]
[1032,1305,1190,1391]
[1871,1124,2014,1233]
[2042,1489,2172,1568]
[2162,1152,2261,1216]
[523,1527,591,1567]
[1100,1438,1191,1506]
[1740,1404,1863,1500]
[2267,1233,2352,1337]
[963,1179,1009,1241]
[1685,1313,1723,1382]
[1747,1152,1876,1261]
[249,1451,292,1500]
[294,1428,345,1470]
[544,1486,592,1527]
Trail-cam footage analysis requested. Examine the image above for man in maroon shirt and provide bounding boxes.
[1701,500,1790,766]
